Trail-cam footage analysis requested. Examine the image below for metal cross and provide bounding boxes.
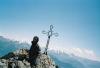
[42,25,58,54]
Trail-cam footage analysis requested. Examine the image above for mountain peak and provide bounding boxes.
[0,49,58,68]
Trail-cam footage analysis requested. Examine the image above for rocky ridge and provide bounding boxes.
[0,49,58,68]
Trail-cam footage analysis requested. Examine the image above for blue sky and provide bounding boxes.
[0,0,100,56]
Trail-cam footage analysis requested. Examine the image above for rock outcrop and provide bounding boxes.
[0,49,58,68]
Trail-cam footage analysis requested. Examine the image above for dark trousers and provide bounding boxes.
[29,55,38,67]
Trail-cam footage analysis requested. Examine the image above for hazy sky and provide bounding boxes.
[0,0,100,56]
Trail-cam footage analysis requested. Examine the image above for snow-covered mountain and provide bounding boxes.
[48,47,100,61]
[48,49,100,68]
[0,36,100,68]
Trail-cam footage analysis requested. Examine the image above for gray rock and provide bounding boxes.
[0,49,57,68]
[36,53,56,68]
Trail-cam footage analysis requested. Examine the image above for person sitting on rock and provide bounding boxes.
[29,36,41,68]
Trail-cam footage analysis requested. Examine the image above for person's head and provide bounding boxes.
[31,36,39,44]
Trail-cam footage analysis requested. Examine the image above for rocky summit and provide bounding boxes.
[0,49,58,68]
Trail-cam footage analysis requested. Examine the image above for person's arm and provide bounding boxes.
[37,44,41,51]
[38,46,41,51]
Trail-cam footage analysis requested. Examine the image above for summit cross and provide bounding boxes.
[42,25,58,54]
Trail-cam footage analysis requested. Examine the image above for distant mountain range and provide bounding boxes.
[49,49,100,68]
[0,36,30,56]
[0,36,100,68]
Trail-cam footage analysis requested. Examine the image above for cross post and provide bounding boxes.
[42,25,58,55]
